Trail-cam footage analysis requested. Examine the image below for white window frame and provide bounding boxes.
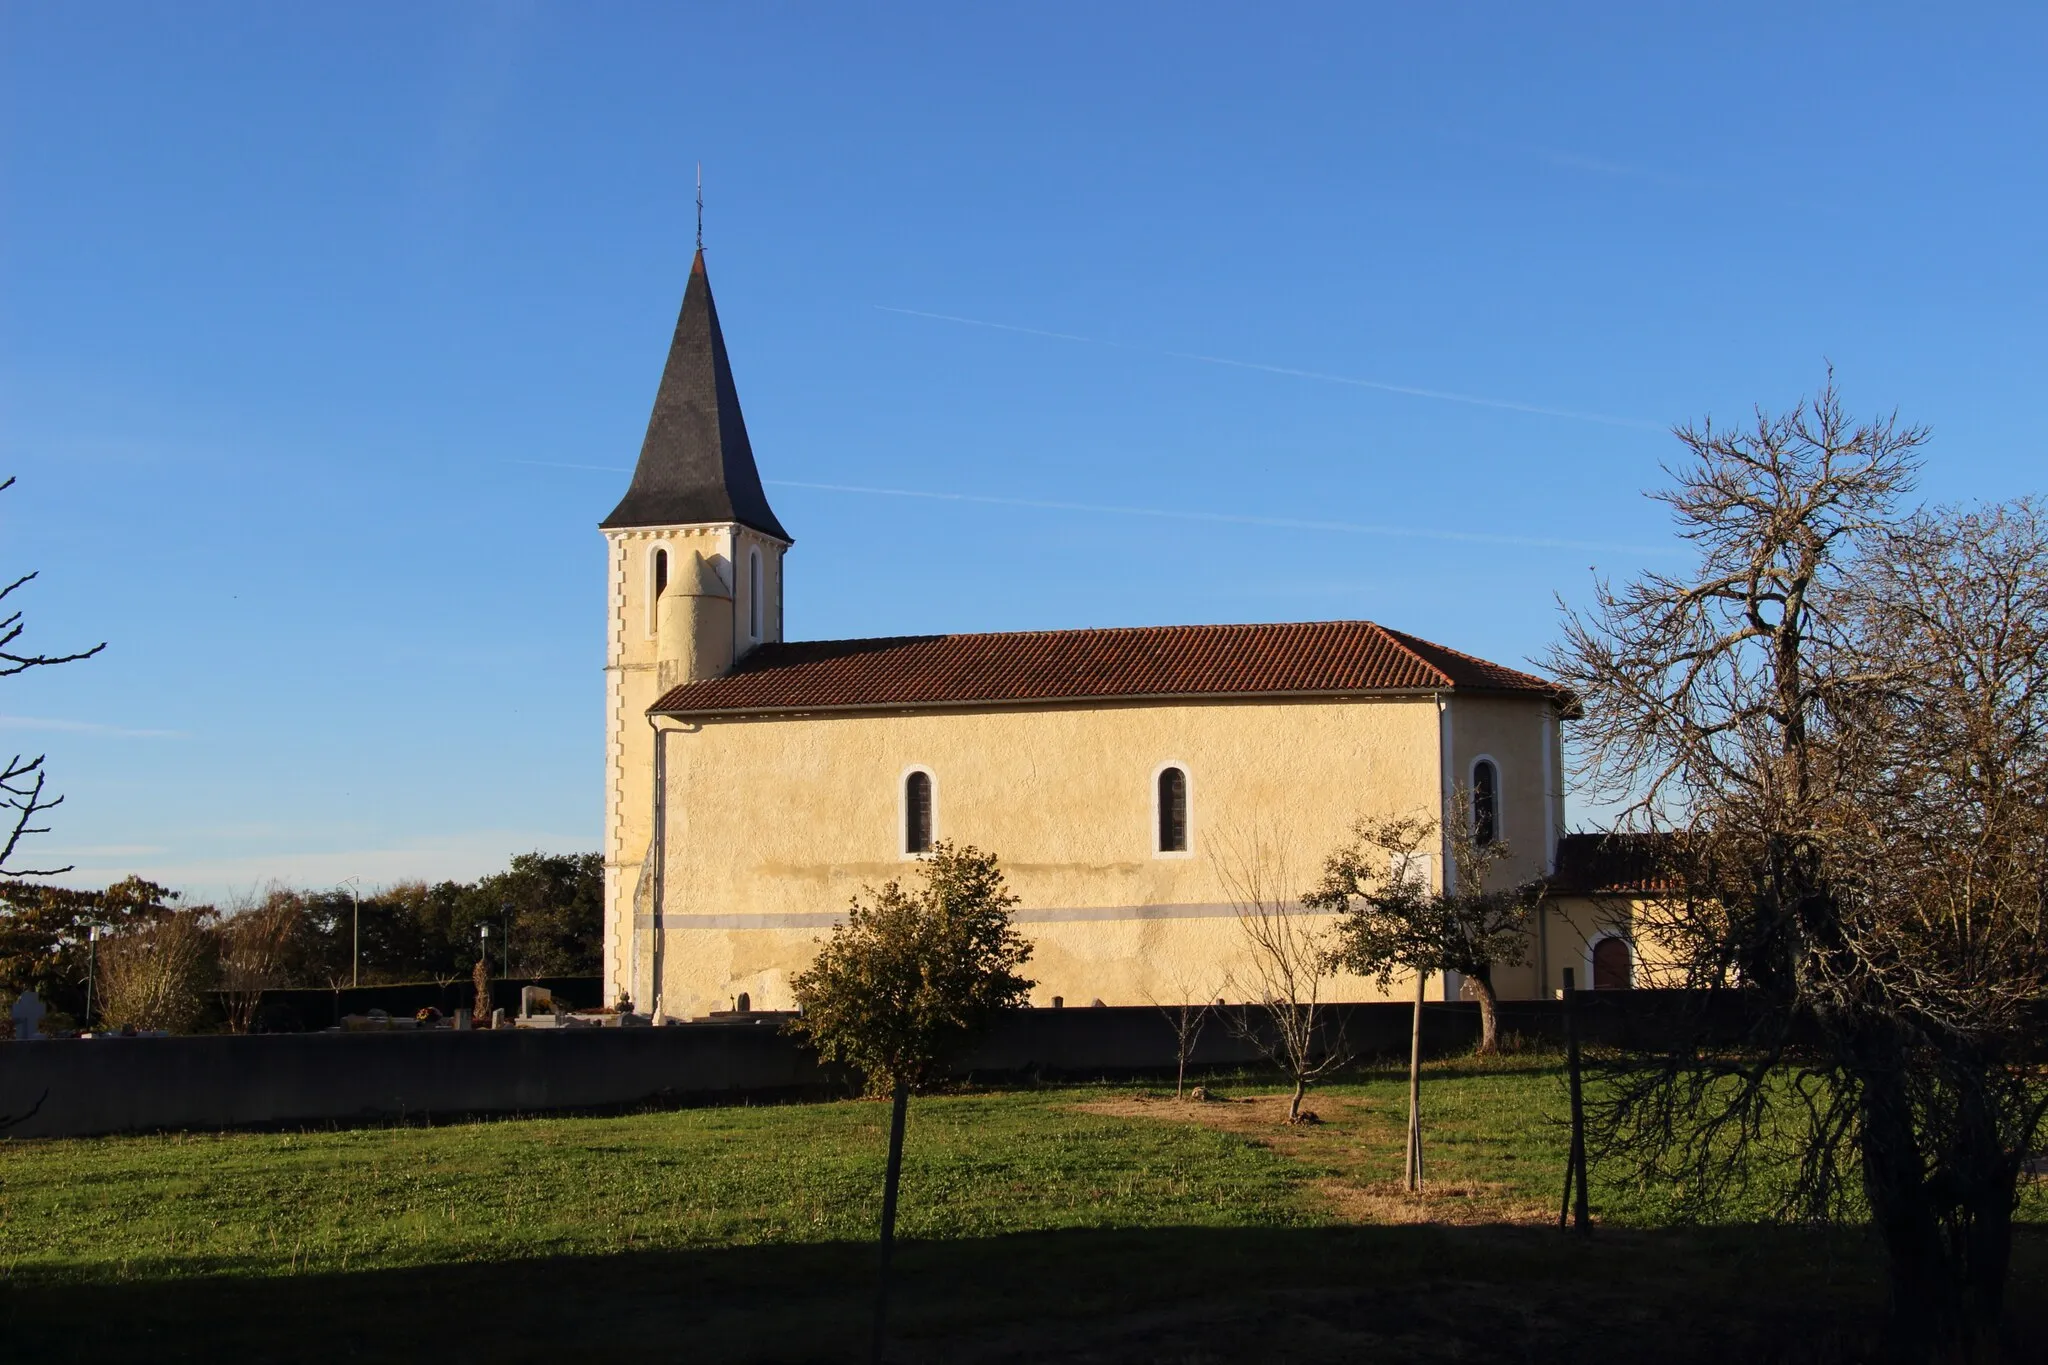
[1469,753,1503,845]
[899,765,937,859]
[1150,760,1194,859]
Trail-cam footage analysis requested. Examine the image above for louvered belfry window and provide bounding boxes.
[1158,766,1188,853]
[905,771,933,854]
[1472,759,1499,846]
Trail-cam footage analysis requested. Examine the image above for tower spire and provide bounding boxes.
[600,247,788,540]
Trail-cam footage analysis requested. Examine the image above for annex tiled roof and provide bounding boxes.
[650,620,1567,717]
[1547,833,1684,896]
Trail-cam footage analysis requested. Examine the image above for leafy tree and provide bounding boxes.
[0,876,182,1023]
[1546,373,2048,1356]
[787,843,1033,1364]
[1311,793,1544,1055]
[253,853,602,988]
[466,851,605,978]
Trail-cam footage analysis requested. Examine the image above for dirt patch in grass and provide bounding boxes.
[1072,1091,1554,1227]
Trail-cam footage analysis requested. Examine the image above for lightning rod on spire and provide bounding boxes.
[695,162,704,252]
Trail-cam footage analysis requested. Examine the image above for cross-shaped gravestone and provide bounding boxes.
[10,988,47,1041]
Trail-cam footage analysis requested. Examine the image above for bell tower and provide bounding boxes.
[600,248,789,1007]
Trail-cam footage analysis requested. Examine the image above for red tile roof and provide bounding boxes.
[1547,833,1684,895]
[649,620,1566,717]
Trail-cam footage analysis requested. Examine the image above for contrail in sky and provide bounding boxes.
[765,479,1666,555]
[0,715,187,738]
[513,461,1665,555]
[874,306,1662,430]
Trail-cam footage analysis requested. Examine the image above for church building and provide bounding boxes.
[601,253,1628,1020]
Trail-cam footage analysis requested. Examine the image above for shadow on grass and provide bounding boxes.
[10,1222,2044,1365]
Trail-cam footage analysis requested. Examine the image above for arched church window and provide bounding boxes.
[749,547,763,642]
[1157,766,1188,853]
[1472,758,1499,846]
[905,770,933,854]
[1592,936,1633,990]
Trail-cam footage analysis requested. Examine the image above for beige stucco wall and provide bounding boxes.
[1530,895,1688,996]
[1440,694,1566,1002]
[602,521,786,1000]
[626,691,1559,1019]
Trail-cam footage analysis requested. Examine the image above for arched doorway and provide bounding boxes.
[1592,937,1633,990]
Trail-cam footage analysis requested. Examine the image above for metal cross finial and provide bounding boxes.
[695,162,704,251]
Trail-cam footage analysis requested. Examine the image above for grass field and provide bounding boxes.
[2,1056,2043,1363]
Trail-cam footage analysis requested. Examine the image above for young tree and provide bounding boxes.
[1,476,105,877]
[1311,795,1544,1055]
[1215,828,1347,1123]
[1145,965,1223,1101]
[1547,373,2048,1356]
[786,843,1034,1364]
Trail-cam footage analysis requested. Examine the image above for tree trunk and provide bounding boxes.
[1288,1075,1305,1122]
[1469,971,1501,1055]
[1859,1055,1957,1361]
[872,1079,910,1365]
[1954,1072,2018,1355]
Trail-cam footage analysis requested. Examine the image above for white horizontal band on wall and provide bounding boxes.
[632,901,1322,931]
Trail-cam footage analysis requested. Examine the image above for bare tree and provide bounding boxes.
[217,887,308,1033]
[98,908,216,1033]
[1,477,105,877]
[1547,373,2048,1356]
[1144,965,1223,1100]
[1311,790,1543,1055]
[1214,827,1346,1123]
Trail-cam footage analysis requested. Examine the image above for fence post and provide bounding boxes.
[1558,968,1590,1232]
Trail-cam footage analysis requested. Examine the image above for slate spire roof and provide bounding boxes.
[601,250,790,540]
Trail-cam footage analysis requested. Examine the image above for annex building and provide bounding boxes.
[600,252,1643,1020]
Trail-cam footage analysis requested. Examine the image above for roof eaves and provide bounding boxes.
[648,685,1452,720]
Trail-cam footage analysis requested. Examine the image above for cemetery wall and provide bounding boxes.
[0,995,1724,1139]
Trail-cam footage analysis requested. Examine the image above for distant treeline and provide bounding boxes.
[0,852,601,1033]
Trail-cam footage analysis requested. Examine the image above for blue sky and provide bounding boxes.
[3,3,2042,899]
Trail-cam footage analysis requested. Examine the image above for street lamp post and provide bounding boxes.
[478,923,492,1021]
[339,877,363,989]
[85,925,99,1030]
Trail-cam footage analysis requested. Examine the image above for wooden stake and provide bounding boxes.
[1406,969,1425,1191]
[1559,968,1590,1232]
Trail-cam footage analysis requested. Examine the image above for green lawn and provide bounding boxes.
[2,1057,2042,1363]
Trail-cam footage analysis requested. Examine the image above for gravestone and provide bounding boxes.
[10,988,47,1041]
